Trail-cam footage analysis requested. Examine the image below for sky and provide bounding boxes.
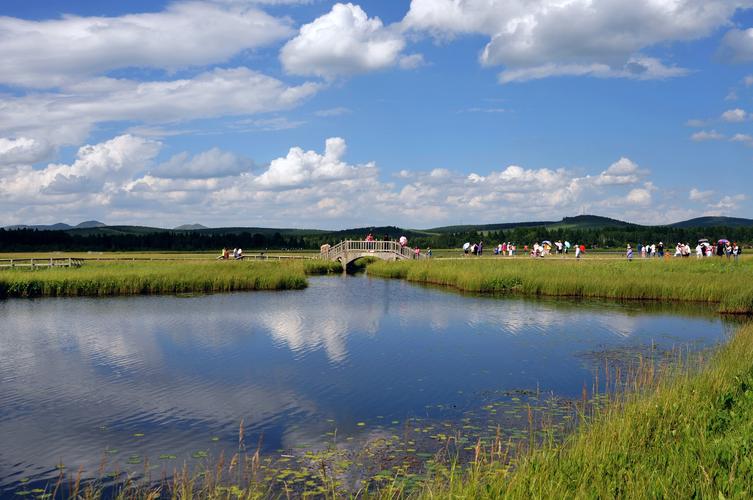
[1,0,753,229]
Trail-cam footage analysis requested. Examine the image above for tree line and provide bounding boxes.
[1,224,752,252]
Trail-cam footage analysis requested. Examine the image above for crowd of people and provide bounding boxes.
[217,247,244,260]
[629,240,742,261]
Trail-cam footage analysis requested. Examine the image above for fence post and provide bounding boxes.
[31,258,35,269]
[10,259,13,268]
[68,257,72,267]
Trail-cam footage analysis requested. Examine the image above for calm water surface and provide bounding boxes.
[0,275,736,493]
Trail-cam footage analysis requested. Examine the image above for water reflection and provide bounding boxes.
[0,275,735,492]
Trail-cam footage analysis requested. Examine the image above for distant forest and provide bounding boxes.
[2,224,752,252]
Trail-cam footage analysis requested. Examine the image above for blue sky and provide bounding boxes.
[0,0,752,229]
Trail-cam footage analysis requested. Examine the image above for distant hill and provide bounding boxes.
[428,215,635,233]
[5,222,73,231]
[75,220,106,229]
[668,216,753,228]
[174,224,208,230]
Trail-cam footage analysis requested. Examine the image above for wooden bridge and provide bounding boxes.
[321,240,426,270]
[0,257,84,269]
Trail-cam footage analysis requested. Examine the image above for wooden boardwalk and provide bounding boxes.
[0,257,84,269]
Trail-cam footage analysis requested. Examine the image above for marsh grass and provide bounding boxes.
[367,258,753,314]
[0,260,340,298]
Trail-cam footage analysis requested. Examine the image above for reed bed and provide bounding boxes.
[0,260,339,298]
[367,257,753,314]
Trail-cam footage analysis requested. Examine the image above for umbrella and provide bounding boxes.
[698,238,709,243]
[399,236,408,246]
[542,240,552,245]
[718,239,730,244]
[463,242,471,251]
[564,241,571,248]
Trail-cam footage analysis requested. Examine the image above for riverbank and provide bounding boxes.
[367,258,753,314]
[408,320,753,499]
[0,259,342,298]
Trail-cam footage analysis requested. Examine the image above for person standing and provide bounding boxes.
[627,244,633,261]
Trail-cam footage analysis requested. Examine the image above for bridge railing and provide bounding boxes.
[320,240,429,260]
[0,257,84,269]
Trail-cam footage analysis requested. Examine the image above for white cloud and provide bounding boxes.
[689,188,714,202]
[255,137,375,188]
[0,68,320,148]
[0,135,160,202]
[398,53,427,69]
[731,133,753,145]
[745,75,753,86]
[685,119,705,127]
[592,157,644,186]
[0,2,293,89]
[719,28,753,63]
[498,57,687,84]
[0,137,52,166]
[691,130,725,142]
[151,148,253,179]
[709,194,747,212]
[280,3,406,78]
[721,108,748,122]
[403,0,750,83]
[626,188,652,206]
[315,107,352,117]
[0,138,740,228]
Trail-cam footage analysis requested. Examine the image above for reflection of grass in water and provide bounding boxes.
[367,258,753,314]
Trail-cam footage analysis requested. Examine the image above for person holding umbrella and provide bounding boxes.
[717,239,727,258]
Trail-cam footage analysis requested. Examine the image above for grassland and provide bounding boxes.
[367,257,753,314]
[0,259,342,298]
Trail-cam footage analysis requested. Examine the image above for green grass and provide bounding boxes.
[367,257,753,314]
[0,259,340,298]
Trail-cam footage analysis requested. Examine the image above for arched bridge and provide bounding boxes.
[320,240,426,270]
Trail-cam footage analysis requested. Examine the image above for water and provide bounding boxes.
[0,275,736,493]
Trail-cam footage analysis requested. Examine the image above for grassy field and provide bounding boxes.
[367,257,753,314]
[0,259,342,298]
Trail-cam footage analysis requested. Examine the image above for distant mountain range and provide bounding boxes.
[5,220,107,231]
[4,214,753,236]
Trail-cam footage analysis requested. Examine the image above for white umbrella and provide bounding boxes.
[399,236,408,247]
[463,242,471,251]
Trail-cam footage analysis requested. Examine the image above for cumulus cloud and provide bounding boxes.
[691,130,725,142]
[721,108,748,122]
[719,28,753,63]
[709,194,747,212]
[0,135,160,202]
[0,136,736,227]
[0,2,293,89]
[0,137,52,166]
[255,137,375,188]
[280,3,406,78]
[731,133,753,145]
[592,158,644,186]
[403,0,750,83]
[626,188,652,206]
[151,148,254,179]
[689,188,714,202]
[0,68,320,148]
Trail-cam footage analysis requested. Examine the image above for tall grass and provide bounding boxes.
[0,260,329,298]
[367,258,753,314]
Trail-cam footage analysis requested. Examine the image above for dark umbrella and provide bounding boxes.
[718,239,730,244]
